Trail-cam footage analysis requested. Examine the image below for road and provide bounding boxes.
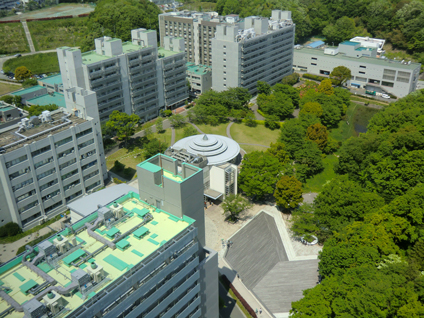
[219,282,246,318]
[0,49,57,80]
[21,21,35,53]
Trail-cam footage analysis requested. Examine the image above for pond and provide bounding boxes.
[352,105,380,136]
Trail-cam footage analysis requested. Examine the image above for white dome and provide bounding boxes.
[172,134,240,165]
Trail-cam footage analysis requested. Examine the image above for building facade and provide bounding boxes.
[293,41,421,98]
[0,154,218,318]
[0,0,19,11]
[0,107,107,230]
[57,29,188,123]
[212,10,295,94]
[186,62,212,94]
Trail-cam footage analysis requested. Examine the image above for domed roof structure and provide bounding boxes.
[172,134,240,165]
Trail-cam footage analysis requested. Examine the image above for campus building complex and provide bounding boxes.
[57,28,188,123]
[0,154,218,318]
[293,40,421,98]
[159,10,296,94]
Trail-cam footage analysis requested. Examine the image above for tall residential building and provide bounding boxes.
[293,41,421,98]
[212,10,295,93]
[0,154,218,318]
[57,28,188,123]
[0,101,107,230]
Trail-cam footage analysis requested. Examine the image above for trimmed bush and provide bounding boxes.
[302,73,340,86]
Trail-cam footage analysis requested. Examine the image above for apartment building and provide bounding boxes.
[0,0,19,10]
[159,11,223,66]
[57,28,188,123]
[186,62,212,94]
[0,154,218,318]
[293,41,421,98]
[0,107,107,230]
[212,10,295,94]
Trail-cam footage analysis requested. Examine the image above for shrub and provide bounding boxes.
[302,73,340,86]
[244,115,257,127]
[113,177,124,184]
[282,72,300,86]
[0,222,22,238]
[160,109,172,117]
[265,115,280,130]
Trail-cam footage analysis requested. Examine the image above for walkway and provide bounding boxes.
[219,282,247,318]
[170,127,175,146]
[190,122,204,134]
[21,21,35,53]
[249,96,265,120]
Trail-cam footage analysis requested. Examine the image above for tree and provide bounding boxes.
[300,102,323,117]
[222,194,252,222]
[183,125,198,137]
[170,113,186,128]
[306,123,328,151]
[144,138,167,159]
[257,81,271,95]
[274,176,303,210]
[27,104,58,116]
[22,78,38,88]
[273,83,300,108]
[106,111,139,145]
[323,16,358,44]
[279,119,307,158]
[15,66,32,81]
[282,72,300,86]
[238,151,282,199]
[330,66,352,86]
[266,142,290,164]
[317,79,334,95]
[244,114,257,127]
[155,117,164,133]
[293,141,324,182]
[144,126,153,138]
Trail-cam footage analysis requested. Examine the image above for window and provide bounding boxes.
[16,190,36,203]
[223,58,226,62]
[78,139,94,150]
[223,71,226,75]
[34,157,53,169]
[59,158,76,170]
[223,84,227,87]
[381,81,394,87]
[81,160,97,171]
[311,63,317,66]
[58,148,74,159]
[223,45,226,49]
[39,179,58,192]
[6,155,27,168]
[9,167,30,180]
[37,168,56,181]
[13,178,33,192]
[62,169,78,181]
[223,78,226,81]
[55,137,72,148]
[18,201,39,214]
[311,57,317,60]
[223,65,226,68]
[359,71,365,74]
[31,145,51,157]
[360,65,366,68]
[223,52,226,56]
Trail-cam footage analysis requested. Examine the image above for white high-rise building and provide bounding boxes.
[58,29,188,123]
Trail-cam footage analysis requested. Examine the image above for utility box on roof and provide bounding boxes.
[23,299,47,318]
[97,206,114,221]
[38,241,56,256]
[71,268,91,286]
[43,291,68,315]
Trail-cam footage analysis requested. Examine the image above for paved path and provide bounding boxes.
[170,127,175,146]
[219,282,247,318]
[226,122,234,139]
[190,122,204,134]
[351,99,384,109]
[249,96,265,120]
[21,21,35,53]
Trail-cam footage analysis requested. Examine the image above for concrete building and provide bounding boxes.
[212,10,295,94]
[186,62,212,94]
[0,0,19,11]
[0,101,25,129]
[0,105,107,230]
[350,36,385,54]
[57,28,188,123]
[293,40,421,98]
[167,134,239,201]
[159,11,223,66]
[0,154,218,318]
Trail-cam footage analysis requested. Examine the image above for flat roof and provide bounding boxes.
[294,47,421,71]
[341,41,360,46]
[186,62,212,75]
[11,85,45,96]
[81,51,111,65]
[0,106,15,112]
[40,74,63,86]
[0,191,194,317]
[158,47,181,58]
[0,111,86,152]
[306,40,324,48]
[122,41,148,54]
[27,92,66,108]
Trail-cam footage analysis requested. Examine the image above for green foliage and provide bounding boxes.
[0,23,29,55]
[22,78,38,88]
[306,123,328,151]
[3,52,59,75]
[302,73,340,86]
[113,177,125,184]
[0,95,22,107]
[274,176,303,209]
[106,111,139,143]
[282,72,300,86]
[170,114,186,128]
[113,160,125,173]
[160,109,172,117]
[273,83,300,108]
[244,114,257,127]
[155,117,164,132]
[238,151,282,200]
[221,194,252,222]
[279,119,307,158]
[15,66,32,81]
[183,125,198,137]
[16,232,55,255]
[293,141,324,182]
[264,115,280,130]
[80,0,161,52]
[0,222,22,238]
[317,79,334,96]
[257,81,271,95]
[330,66,352,86]
[266,142,290,164]
[323,16,368,45]
[144,138,167,159]
[300,102,323,117]
[27,104,58,117]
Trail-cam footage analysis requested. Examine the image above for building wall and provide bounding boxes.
[159,53,188,109]
[0,117,106,230]
[199,247,219,318]
[187,69,212,94]
[293,50,421,97]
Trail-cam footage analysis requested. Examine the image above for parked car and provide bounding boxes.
[14,53,21,58]
[0,70,4,74]
[381,94,391,99]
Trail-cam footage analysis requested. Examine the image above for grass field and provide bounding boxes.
[28,17,89,51]
[0,23,29,54]
[196,123,228,136]
[0,4,94,21]
[0,82,21,95]
[230,123,280,146]
[303,155,338,193]
[329,102,357,143]
[3,52,59,75]
[240,144,270,153]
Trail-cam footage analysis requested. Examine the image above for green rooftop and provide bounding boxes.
[11,85,45,96]
[138,161,162,173]
[122,41,148,54]
[26,92,66,108]
[0,192,194,317]
[341,41,360,46]
[40,74,63,86]
[81,51,111,65]
[0,106,15,112]
[158,47,181,58]
[187,62,212,75]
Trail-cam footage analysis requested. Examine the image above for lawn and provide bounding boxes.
[196,123,228,136]
[28,17,89,51]
[230,123,280,146]
[329,102,357,143]
[0,23,29,54]
[0,82,21,95]
[240,144,270,154]
[303,155,338,193]
[350,96,388,107]
[2,52,59,75]
[0,4,94,21]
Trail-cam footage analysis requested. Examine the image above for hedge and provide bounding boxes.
[302,73,340,86]
[221,275,258,318]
